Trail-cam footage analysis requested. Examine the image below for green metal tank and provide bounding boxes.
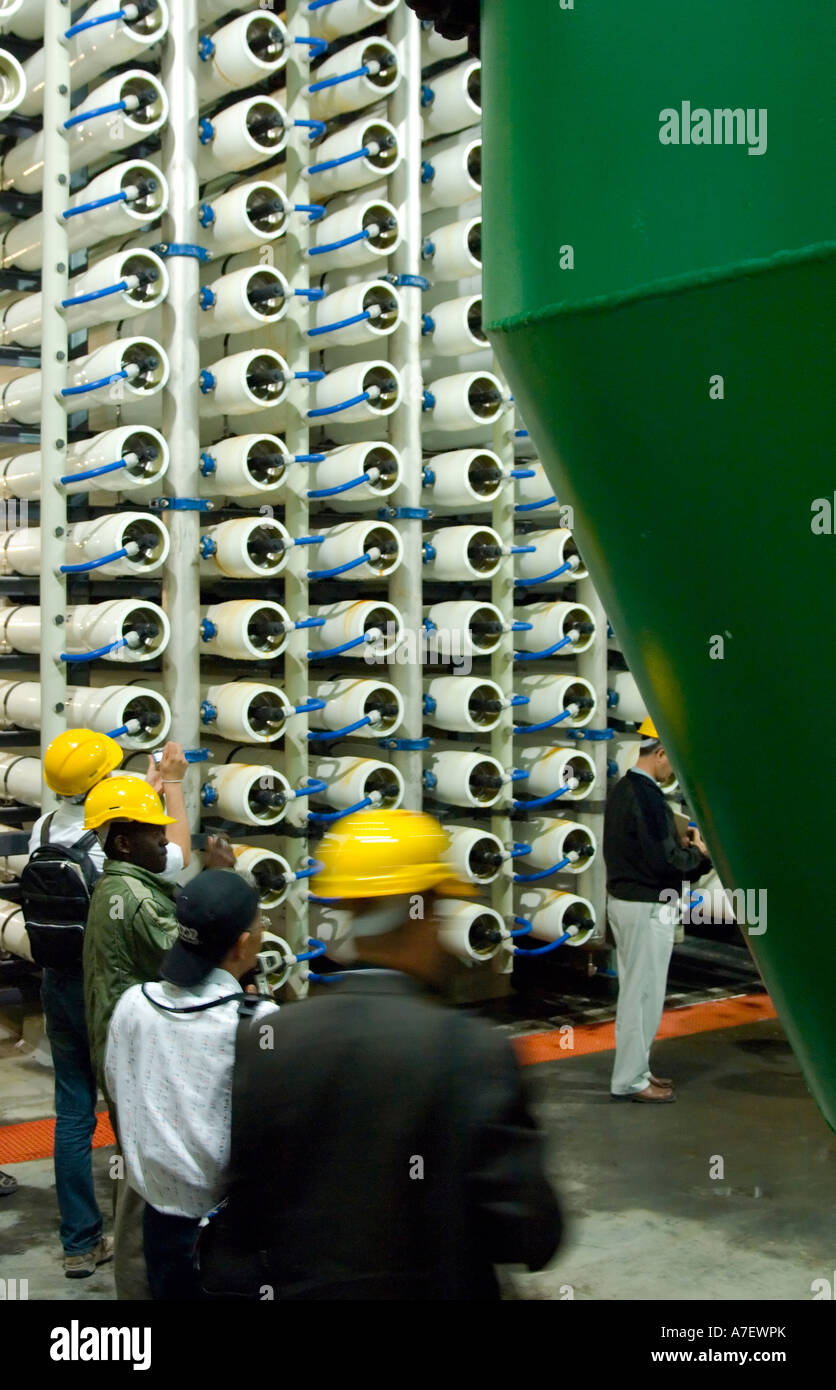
[481,0,836,1128]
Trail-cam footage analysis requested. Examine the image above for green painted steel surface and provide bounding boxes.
[482,0,836,1128]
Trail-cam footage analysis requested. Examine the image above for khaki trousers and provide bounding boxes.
[608,897,675,1095]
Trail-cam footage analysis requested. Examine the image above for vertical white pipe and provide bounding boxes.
[575,575,608,946]
[489,386,515,982]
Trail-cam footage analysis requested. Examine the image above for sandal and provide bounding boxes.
[0,1170,18,1196]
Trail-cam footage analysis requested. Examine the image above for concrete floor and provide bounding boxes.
[1,1011,834,1301]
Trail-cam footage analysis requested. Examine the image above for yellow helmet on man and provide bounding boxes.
[43,729,123,797]
[317,808,475,900]
[84,777,176,831]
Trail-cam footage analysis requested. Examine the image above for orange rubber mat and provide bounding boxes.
[0,1111,114,1166]
[512,992,777,1067]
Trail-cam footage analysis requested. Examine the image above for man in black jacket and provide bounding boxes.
[604,718,712,1103]
[200,809,562,1301]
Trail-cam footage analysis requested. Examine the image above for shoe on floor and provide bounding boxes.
[610,1084,676,1103]
[650,1074,674,1088]
[0,1170,17,1196]
[64,1235,114,1280]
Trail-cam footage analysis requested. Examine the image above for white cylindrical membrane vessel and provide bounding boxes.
[200,516,290,579]
[1,160,167,269]
[425,448,502,509]
[2,70,168,193]
[311,678,402,738]
[309,281,401,350]
[0,752,42,805]
[424,675,505,733]
[199,434,289,499]
[309,37,400,121]
[312,756,404,811]
[204,180,288,255]
[515,461,562,514]
[422,59,481,139]
[517,889,596,946]
[521,817,597,875]
[309,0,397,41]
[424,216,481,282]
[424,599,505,658]
[0,0,43,41]
[311,521,401,581]
[233,845,292,910]
[0,513,168,578]
[64,600,170,663]
[0,47,24,115]
[515,674,597,730]
[309,361,400,424]
[608,670,648,723]
[516,745,596,802]
[202,600,290,661]
[309,600,402,657]
[205,763,291,827]
[199,265,289,338]
[198,11,287,105]
[0,900,31,960]
[198,96,287,179]
[0,337,168,424]
[0,250,169,347]
[421,136,481,211]
[443,826,506,886]
[19,0,169,116]
[199,349,288,418]
[424,371,503,431]
[0,426,168,500]
[308,117,400,199]
[434,899,507,964]
[0,680,170,748]
[515,528,587,583]
[426,750,506,809]
[420,20,467,63]
[613,739,679,795]
[424,295,486,357]
[311,442,400,509]
[513,600,596,655]
[203,681,292,744]
[308,198,400,271]
[423,524,502,581]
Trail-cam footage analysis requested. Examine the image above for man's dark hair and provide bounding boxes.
[405,0,480,53]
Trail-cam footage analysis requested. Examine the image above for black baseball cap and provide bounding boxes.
[161,870,261,988]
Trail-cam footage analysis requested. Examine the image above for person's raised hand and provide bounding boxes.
[145,754,163,794]
[204,834,236,871]
[158,741,188,784]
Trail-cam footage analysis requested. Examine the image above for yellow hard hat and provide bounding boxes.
[316,809,475,900]
[84,776,176,831]
[43,728,123,797]
[637,716,659,739]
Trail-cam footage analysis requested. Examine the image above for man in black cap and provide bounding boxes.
[104,869,269,1299]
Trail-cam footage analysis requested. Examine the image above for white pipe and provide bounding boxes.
[198,265,289,338]
[424,294,486,357]
[424,370,503,431]
[516,674,597,730]
[311,442,400,508]
[424,448,502,508]
[309,37,400,121]
[424,675,505,733]
[1,159,168,270]
[309,280,401,349]
[0,900,31,960]
[0,752,43,806]
[199,348,289,417]
[204,180,288,255]
[233,845,292,909]
[200,516,291,579]
[521,817,597,876]
[312,520,401,581]
[201,599,290,661]
[307,117,401,199]
[2,70,168,193]
[19,0,170,116]
[423,215,481,281]
[64,599,170,663]
[309,600,403,657]
[422,59,480,139]
[513,600,596,655]
[516,745,596,801]
[198,11,287,106]
[421,135,481,211]
[202,681,292,744]
[514,528,587,583]
[0,0,42,40]
[0,680,166,748]
[309,0,397,42]
[608,670,648,723]
[311,756,404,810]
[613,738,679,795]
[419,21,467,63]
[423,524,503,580]
[444,826,506,885]
[515,461,562,515]
[204,762,291,827]
[0,250,169,347]
[199,434,289,499]
[425,749,506,808]
[198,95,288,179]
[0,337,169,424]
[424,599,505,657]
[0,428,167,500]
[0,47,25,114]
[434,899,506,963]
[308,197,401,271]
[0,513,169,578]
[309,360,401,423]
[517,888,596,946]
[311,678,403,738]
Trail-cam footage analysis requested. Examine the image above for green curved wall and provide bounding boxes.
[482,0,836,1128]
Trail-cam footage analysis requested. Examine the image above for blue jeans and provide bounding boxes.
[41,968,103,1255]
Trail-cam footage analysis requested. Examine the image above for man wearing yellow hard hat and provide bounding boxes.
[603,716,712,1104]
[199,808,562,1301]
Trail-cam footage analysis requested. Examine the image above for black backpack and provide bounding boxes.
[19,814,101,970]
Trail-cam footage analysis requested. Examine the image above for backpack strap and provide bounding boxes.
[40,812,55,847]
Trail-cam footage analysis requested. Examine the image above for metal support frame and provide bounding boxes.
[490,387,515,979]
[576,574,609,947]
